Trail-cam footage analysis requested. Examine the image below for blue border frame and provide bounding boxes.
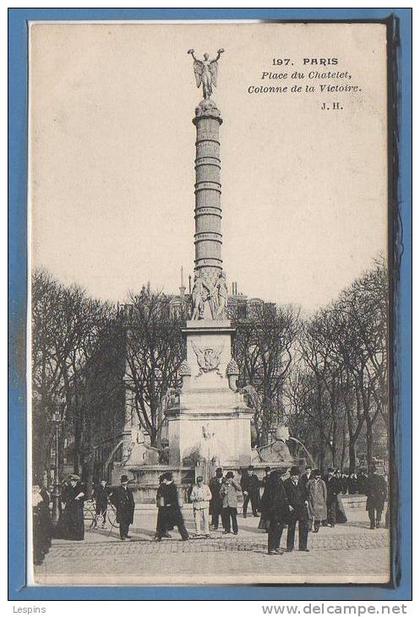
[8,7,412,601]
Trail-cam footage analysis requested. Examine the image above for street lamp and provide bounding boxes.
[51,405,64,527]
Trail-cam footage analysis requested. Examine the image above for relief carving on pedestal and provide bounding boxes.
[191,341,224,377]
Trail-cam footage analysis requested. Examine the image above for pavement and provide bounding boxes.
[34,499,390,586]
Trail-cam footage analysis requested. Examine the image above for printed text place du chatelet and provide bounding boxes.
[247,57,362,110]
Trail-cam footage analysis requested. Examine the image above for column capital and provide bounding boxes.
[193,99,223,125]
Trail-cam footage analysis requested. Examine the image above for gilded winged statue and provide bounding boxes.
[187,48,225,99]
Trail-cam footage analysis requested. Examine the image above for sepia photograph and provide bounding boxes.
[26,18,396,587]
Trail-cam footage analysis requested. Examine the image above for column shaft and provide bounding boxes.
[193,109,223,278]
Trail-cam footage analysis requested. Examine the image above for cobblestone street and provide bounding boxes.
[34,500,390,585]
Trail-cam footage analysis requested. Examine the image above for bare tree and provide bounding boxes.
[332,257,388,466]
[32,268,110,482]
[285,366,327,467]
[287,257,388,471]
[235,303,300,445]
[298,308,347,467]
[32,269,64,482]
[124,286,186,447]
[78,315,124,492]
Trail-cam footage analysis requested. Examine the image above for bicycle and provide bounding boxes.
[83,499,97,529]
[84,499,119,533]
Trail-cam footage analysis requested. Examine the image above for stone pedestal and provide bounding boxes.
[111,464,194,503]
[167,320,253,468]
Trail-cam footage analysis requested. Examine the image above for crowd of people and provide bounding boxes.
[32,463,388,562]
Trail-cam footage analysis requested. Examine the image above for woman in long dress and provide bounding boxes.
[59,474,86,540]
[154,472,189,541]
[32,484,52,564]
[154,474,173,541]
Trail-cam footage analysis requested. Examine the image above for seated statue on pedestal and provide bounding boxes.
[183,425,227,483]
[198,425,222,482]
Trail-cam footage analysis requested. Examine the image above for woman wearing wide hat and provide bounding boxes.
[59,474,86,541]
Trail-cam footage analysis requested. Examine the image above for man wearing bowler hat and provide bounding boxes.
[110,475,135,540]
[366,464,387,529]
[241,465,260,518]
[209,468,224,530]
[324,467,341,527]
[299,465,313,490]
[284,466,310,552]
[264,468,290,555]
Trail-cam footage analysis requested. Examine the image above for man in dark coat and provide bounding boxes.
[348,473,358,494]
[264,469,290,555]
[324,467,341,527]
[110,475,135,540]
[156,472,189,541]
[258,467,271,531]
[284,466,310,552]
[261,467,271,491]
[220,471,241,534]
[299,465,312,490]
[209,467,224,530]
[93,479,109,528]
[241,465,260,517]
[299,466,313,530]
[366,465,387,529]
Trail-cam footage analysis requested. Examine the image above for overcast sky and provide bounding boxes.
[29,22,387,311]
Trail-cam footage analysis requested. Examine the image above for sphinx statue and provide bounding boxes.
[256,425,293,465]
[124,428,160,467]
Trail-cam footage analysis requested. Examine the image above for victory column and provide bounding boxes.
[165,50,254,477]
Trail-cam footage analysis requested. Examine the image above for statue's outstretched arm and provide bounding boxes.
[187,49,200,63]
[211,48,225,63]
